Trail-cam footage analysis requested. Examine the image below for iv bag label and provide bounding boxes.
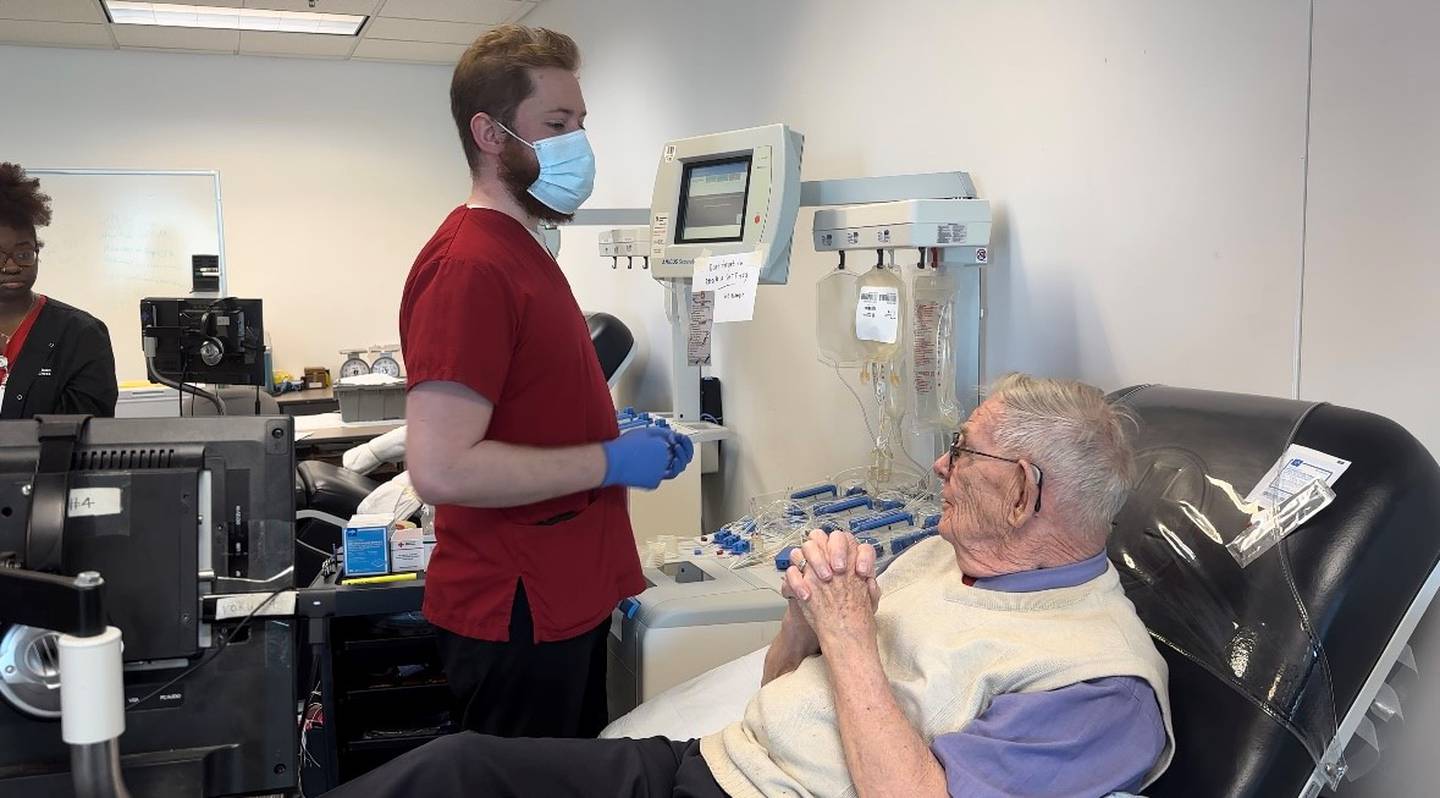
[856,287,900,344]
[936,223,968,244]
[913,300,943,393]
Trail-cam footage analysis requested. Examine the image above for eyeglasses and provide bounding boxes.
[0,248,39,268]
[948,430,1045,514]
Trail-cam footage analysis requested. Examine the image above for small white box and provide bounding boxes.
[390,526,425,572]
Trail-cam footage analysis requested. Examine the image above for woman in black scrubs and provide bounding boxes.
[0,163,117,418]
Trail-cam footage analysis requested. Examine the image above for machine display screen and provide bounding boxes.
[676,155,752,243]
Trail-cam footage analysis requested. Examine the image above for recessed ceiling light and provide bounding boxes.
[104,2,367,36]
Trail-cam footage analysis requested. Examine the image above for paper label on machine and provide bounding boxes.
[856,287,900,343]
[693,251,758,292]
[713,264,761,323]
[651,213,670,258]
[687,290,714,365]
[69,487,123,518]
[936,223,968,244]
[215,591,297,621]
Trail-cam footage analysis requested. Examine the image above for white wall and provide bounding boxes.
[529,0,1314,520]
[0,44,466,379]
[1300,0,1440,459]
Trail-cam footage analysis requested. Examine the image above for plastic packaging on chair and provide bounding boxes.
[1226,477,1336,567]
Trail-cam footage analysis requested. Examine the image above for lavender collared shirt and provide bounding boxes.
[930,551,1166,797]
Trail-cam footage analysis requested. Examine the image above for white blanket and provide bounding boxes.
[600,645,1149,797]
[601,646,768,741]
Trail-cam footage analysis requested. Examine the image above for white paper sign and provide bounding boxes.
[1243,444,1351,511]
[687,291,714,365]
[855,287,901,343]
[69,487,123,518]
[693,251,761,293]
[713,263,762,323]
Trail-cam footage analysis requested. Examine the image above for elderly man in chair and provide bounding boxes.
[326,374,1174,798]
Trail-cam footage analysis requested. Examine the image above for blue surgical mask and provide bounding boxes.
[496,121,595,215]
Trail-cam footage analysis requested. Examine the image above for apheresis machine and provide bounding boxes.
[580,123,994,717]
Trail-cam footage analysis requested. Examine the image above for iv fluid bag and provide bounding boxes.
[817,267,862,367]
[855,265,906,362]
[912,271,960,429]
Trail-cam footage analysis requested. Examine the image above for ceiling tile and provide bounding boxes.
[0,20,113,47]
[351,35,462,63]
[112,24,239,52]
[365,16,483,44]
[243,0,381,13]
[239,29,355,57]
[377,0,521,25]
[0,0,107,23]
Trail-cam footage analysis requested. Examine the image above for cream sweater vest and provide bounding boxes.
[701,538,1175,798]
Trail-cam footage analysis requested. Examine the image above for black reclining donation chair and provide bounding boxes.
[1109,385,1440,797]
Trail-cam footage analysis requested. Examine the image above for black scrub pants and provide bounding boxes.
[321,732,731,798]
[436,581,611,738]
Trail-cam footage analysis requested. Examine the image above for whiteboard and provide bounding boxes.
[29,169,226,382]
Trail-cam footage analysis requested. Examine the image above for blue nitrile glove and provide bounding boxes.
[601,427,675,490]
[662,432,695,480]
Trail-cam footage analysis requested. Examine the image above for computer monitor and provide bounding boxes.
[649,124,803,284]
[141,297,267,387]
[676,155,753,244]
[0,416,296,797]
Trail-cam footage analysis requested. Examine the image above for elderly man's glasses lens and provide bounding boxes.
[0,249,38,267]
[948,431,1045,513]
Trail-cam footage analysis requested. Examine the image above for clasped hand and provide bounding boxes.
[782,529,882,650]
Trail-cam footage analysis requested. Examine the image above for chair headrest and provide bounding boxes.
[586,312,635,384]
[1109,385,1440,795]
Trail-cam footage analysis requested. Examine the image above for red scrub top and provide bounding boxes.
[401,207,643,643]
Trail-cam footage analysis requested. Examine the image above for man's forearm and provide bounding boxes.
[412,439,607,508]
[824,637,948,798]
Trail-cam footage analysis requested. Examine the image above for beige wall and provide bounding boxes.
[1,43,467,380]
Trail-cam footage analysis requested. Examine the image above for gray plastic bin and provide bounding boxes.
[335,382,406,422]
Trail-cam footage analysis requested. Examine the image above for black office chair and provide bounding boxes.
[1108,385,1440,797]
[181,386,281,416]
[587,311,636,388]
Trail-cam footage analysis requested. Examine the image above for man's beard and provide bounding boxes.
[499,139,574,225]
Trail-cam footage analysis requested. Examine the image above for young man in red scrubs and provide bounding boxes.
[401,25,693,739]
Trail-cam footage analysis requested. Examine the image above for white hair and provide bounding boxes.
[984,373,1136,539]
